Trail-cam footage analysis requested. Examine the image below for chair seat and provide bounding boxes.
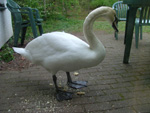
[135,18,150,25]
[118,18,127,21]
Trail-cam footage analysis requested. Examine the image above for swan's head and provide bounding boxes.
[100,6,119,32]
[112,16,118,32]
[111,10,119,32]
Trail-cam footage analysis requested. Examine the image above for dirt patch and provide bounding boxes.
[0,53,35,71]
[0,41,35,71]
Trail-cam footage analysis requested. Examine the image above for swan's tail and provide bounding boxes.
[13,47,32,61]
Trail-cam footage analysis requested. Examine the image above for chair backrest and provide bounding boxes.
[139,7,150,25]
[6,0,22,23]
[112,1,128,21]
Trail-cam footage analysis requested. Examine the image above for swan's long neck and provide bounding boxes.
[83,7,107,50]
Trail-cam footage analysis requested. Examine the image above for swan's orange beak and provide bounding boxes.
[112,16,119,32]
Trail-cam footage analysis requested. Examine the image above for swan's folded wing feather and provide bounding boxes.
[25,32,89,63]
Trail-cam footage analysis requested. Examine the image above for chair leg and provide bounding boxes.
[38,24,43,35]
[31,25,38,38]
[140,26,142,40]
[14,24,21,46]
[135,24,139,48]
[28,9,38,38]
[115,23,118,40]
[21,27,27,46]
[115,31,118,40]
[124,9,130,45]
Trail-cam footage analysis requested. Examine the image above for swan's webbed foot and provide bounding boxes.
[56,89,73,101]
[66,72,87,89]
[53,74,73,101]
[68,81,87,89]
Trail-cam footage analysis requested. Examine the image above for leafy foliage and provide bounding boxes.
[14,0,118,20]
[14,0,81,20]
[0,44,14,62]
[90,0,118,9]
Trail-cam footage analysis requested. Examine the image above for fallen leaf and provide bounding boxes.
[74,72,79,76]
[77,91,85,95]
[49,83,53,86]
[21,56,25,60]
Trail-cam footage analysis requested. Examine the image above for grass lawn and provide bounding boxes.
[42,18,126,33]
[25,14,150,40]
[42,16,150,34]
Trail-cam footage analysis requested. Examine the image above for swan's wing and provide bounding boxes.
[25,32,89,62]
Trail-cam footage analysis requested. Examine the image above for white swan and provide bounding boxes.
[13,6,118,101]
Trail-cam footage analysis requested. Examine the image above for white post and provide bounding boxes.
[0,0,13,48]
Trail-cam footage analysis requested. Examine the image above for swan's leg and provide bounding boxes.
[53,75,73,101]
[66,72,87,89]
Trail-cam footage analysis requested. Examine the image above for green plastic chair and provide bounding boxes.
[135,7,150,48]
[6,0,43,46]
[112,1,128,40]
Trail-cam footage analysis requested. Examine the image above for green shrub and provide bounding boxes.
[14,0,118,20]
[0,44,14,62]
[90,0,118,9]
[90,0,104,9]
[15,0,81,20]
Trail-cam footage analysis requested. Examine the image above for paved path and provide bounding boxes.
[0,32,150,113]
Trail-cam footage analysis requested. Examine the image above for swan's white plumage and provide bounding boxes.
[13,6,116,75]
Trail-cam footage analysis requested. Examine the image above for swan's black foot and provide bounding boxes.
[68,81,87,89]
[56,90,73,101]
